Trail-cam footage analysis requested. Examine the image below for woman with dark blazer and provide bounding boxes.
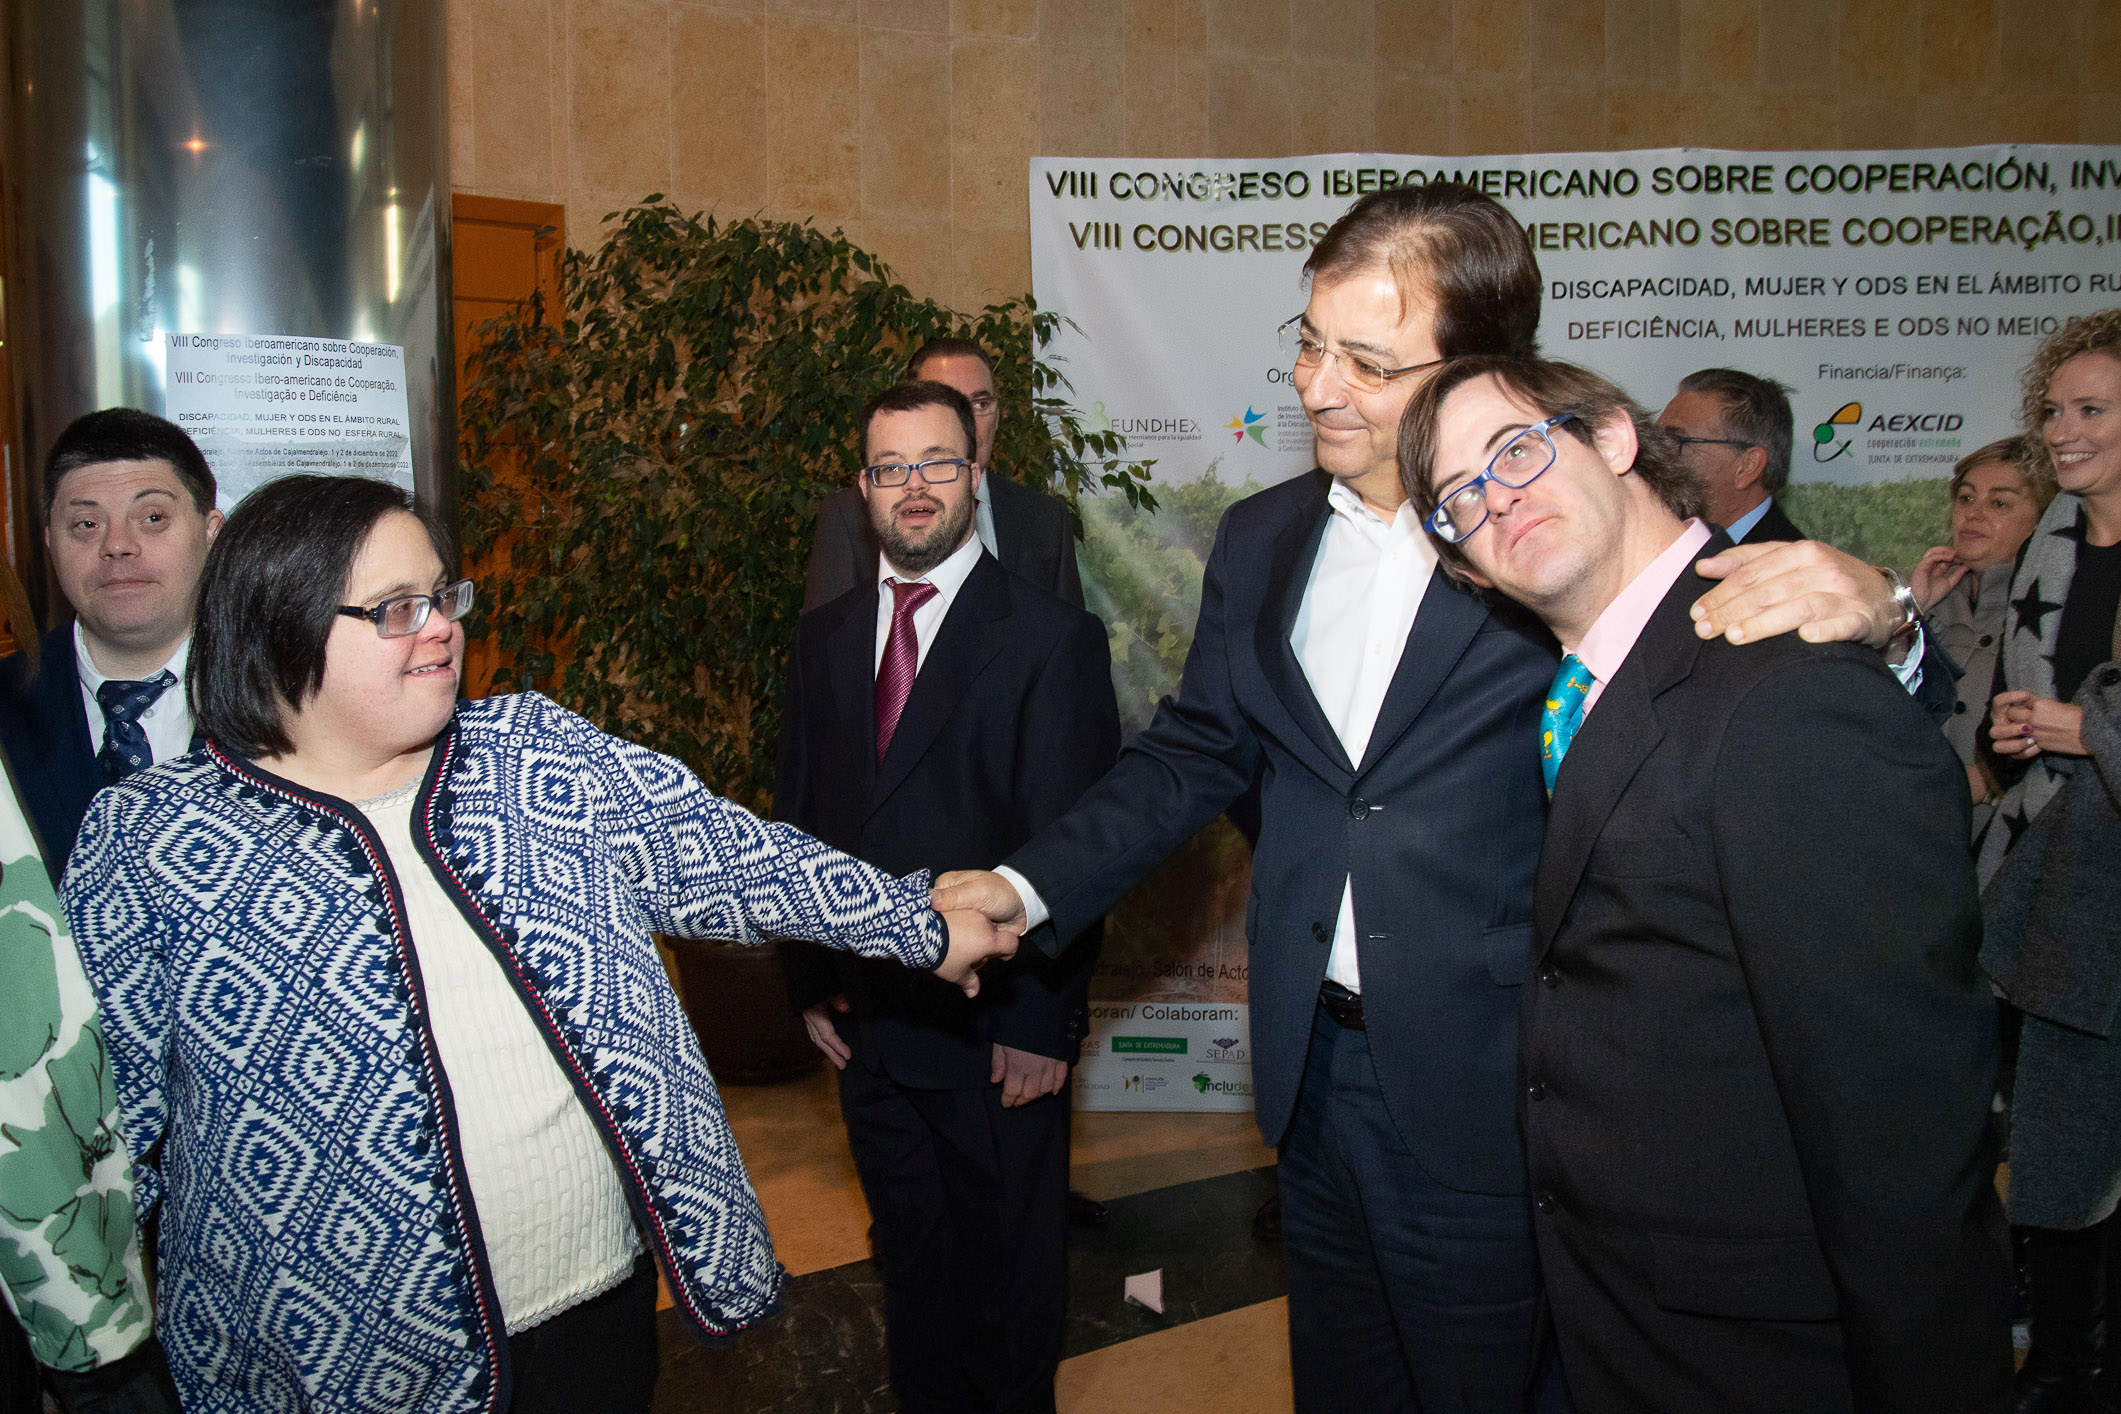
[1977,308,2121,1414]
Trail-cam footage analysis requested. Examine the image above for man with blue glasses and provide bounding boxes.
[1402,354,2011,1414]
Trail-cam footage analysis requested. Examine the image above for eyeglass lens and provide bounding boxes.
[379,580,475,637]
[1439,426,1561,540]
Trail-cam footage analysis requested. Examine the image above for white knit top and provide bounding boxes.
[362,784,641,1333]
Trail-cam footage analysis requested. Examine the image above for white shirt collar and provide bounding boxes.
[74,622,190,692]
[877,525,984,598]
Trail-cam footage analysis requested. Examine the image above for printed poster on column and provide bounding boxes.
[1042,144,2121,1111]
[164,333,415,508]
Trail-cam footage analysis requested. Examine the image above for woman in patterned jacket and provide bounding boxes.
[62,474,1013,1414]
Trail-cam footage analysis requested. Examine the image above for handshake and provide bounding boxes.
[929,870,1030,997]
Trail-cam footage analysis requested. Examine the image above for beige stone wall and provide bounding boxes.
[448,0,2121,314]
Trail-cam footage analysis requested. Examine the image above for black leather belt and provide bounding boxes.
[1318,979,1366,1030]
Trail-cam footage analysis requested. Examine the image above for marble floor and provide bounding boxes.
[650,1063,1288,1413]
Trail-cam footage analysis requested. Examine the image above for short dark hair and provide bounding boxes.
[1304,182,1542,359]
[1674,368,1794,494]
[44,408,217,518]
[860,380,978,466]
[1401,355,1704,583]
[905,337,994,383]
[190,475,452,759]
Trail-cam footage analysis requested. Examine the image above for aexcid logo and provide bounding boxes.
[1812,402,1860,463]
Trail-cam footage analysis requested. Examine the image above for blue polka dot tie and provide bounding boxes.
[96,670,177,784]
[1540,654,1595,797]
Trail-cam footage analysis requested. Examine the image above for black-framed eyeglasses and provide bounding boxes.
[1670,433,1755,455]
[864,458,971,488]
[1424,416,1579,544]
[964,393,999,416]
[336,579,475,638]
[1277,315,1443,395]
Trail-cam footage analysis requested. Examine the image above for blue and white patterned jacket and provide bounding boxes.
[63,693,947,1413]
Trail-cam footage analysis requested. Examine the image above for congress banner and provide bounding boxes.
[1046,144,2121,1110]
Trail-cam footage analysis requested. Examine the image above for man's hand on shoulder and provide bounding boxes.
[991,1044,1068,1107]
[1691,540,1904,649]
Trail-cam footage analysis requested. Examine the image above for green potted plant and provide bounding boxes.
[457,201,1153,1079]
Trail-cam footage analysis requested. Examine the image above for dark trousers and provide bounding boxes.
[837,1055,1071,1414]
[1281,1006,1560,1414]
[506,1255,658,1414]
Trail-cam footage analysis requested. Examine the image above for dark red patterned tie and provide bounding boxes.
[875,579,938,760]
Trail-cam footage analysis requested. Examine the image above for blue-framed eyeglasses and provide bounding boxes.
[1423,416,1578,544]
[864,458,970,487]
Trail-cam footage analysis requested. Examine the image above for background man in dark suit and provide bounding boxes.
[802,337,1082,611]
[1658,367,1806,543]
[1402,354,2011,1414]
[0,410,221,877]
[776,380,1119,1414]
[934,183,1945,1414]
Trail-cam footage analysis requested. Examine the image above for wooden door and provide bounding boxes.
[451,194,562,697]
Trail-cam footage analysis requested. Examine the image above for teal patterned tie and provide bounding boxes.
[1541,654,1595,796]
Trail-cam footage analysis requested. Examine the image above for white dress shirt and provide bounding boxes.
[1289,484,1438,993]
[972,474,999,563]
[74,625,195,769]
[998,482,1436,997]
[874,529,984,678]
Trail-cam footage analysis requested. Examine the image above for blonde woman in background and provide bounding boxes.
[1976,308,2121,1414]
[1912,435,2053,834]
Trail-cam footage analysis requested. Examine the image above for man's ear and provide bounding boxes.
[205,508,226,543]
[1730,446,1768,494]
[966,460,983,496]
[1590,410,1641,480]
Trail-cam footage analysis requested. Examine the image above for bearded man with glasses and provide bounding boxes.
[935,182,1944,1413]
[802,338,1083,611]
[776,379,1119,1414]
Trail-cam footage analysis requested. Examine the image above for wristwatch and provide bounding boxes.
[1877,566,1922,650]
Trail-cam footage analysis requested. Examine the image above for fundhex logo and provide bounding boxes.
[1225,407,1267,446]
[1812,402,1860,463]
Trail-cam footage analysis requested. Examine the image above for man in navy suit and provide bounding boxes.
[1402,354,2009,1413]
[0,410,221,878]
[776,380,1118,1413]
[802,338,1082,612]
[934,183,1940,1413]
[1658,368,1807,544]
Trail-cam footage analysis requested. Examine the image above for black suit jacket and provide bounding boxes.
[1732,497,1806,544]
[802,474,1084,612]
[774,552,1119,1089]
[0,625,103,881]
[1006,470,1560,1191]
[1525,545,2010,1410]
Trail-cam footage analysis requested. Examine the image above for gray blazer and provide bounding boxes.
[1981,658,2121,1226]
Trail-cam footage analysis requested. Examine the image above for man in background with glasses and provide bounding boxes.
[1401,354,2009,1414]
[1658,367,1808,544]
[776,379,1118,1414]
[802,338,1083,611]
[935,181,1939,1413]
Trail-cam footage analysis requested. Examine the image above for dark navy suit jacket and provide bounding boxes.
[1007,470,1560,1194]
[775,552,1120,1089]
[0,625,102,882]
